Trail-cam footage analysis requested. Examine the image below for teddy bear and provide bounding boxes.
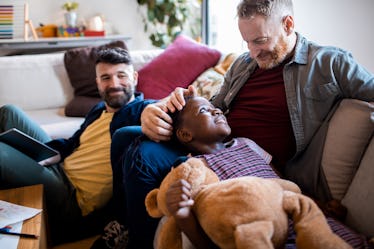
[145,157,352,249]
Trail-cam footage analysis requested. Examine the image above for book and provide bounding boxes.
[0,128,58,162]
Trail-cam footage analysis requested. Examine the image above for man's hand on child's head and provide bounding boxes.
[141,86,197,142]
[141,102,174,142]
[167,85,197,113]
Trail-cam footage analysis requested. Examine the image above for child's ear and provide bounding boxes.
[176,128,193,143]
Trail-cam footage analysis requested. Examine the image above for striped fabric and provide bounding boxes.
[198,138,277,180]
[197,138,371,249]
[285,218,371,249]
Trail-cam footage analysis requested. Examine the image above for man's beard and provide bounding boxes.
[101,86,134,109]
[256,34,289,69]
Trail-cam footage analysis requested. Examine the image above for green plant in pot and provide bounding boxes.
[137,0,191,48]
[62,1,79,27]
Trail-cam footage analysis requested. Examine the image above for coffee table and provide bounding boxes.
[0,184,47,249]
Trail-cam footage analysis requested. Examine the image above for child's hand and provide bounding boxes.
[166,179,194,219]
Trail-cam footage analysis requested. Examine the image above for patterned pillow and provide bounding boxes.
[191,68,224,100]
[192,52,238,100]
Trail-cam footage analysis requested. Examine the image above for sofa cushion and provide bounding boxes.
[137,35,221,99]
[342,138,374,237]
[191,53,238,100]
[64,40,128,117]
[191,68,224,100]
[0,53,72,111]
[322,99,374,200]
[130,49,163,72]
[26,108,84,139]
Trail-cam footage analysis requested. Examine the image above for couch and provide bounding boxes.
[0,36,373,247]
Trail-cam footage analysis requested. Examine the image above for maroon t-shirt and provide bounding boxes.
[226,62,296,171]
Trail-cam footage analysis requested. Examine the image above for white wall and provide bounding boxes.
[293,0,374,73]
[27,0,374,72]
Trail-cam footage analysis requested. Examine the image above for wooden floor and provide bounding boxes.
[51,235,99,249]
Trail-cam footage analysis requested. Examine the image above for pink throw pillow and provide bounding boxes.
[137,35,221,99]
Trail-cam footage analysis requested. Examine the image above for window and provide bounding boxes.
[203,0,246,54]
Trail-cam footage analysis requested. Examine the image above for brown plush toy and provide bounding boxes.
[145,158,352,249]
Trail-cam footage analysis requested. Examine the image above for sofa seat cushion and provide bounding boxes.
[26,108,84,139]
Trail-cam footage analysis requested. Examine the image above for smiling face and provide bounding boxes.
[238,14,296,69]
[175,96,231,147]
[96,62,138,113]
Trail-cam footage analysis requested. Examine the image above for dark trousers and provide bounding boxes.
[121,137,187,249]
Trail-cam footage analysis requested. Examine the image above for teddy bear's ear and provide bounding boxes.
[145,189,163,218]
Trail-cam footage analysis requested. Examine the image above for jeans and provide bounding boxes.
[0,105,99,244]
[123,137,187,249]
[110,125,143,225]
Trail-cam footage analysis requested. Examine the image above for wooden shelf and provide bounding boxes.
[0,35,131,56]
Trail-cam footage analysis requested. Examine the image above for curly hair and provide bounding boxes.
[95,47,132,65]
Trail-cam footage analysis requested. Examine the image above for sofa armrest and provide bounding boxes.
[322,99,374,200]
[321,99,374,237]
[342,137,374,237]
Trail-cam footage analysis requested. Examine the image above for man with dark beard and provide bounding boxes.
[0,47,155,245]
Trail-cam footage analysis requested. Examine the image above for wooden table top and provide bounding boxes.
[0,184,46,249]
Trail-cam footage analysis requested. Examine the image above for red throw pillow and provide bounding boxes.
[64,40,128,117]
[137,35,221,99]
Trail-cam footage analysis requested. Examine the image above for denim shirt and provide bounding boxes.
[212,32,374,154]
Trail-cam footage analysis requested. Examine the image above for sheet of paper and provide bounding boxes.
[0,222,22,249]
[0,200,41,228]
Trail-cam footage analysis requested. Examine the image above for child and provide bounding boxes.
[166,96,280,249]
[165,96,369,249]
[170,96,277,180]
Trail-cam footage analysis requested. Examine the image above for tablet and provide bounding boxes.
[0,128,58,162]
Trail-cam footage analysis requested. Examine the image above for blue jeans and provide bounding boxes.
[0,105,105,244]
[123,137,187,249]
[110,125,143,225]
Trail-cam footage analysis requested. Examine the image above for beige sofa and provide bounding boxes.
[0,49,373,244]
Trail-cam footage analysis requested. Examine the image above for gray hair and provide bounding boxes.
[237,0,293,20]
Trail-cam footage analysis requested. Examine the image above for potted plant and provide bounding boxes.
[137,0,201,48]
[62,1,79,12]
[62,1,79,27]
